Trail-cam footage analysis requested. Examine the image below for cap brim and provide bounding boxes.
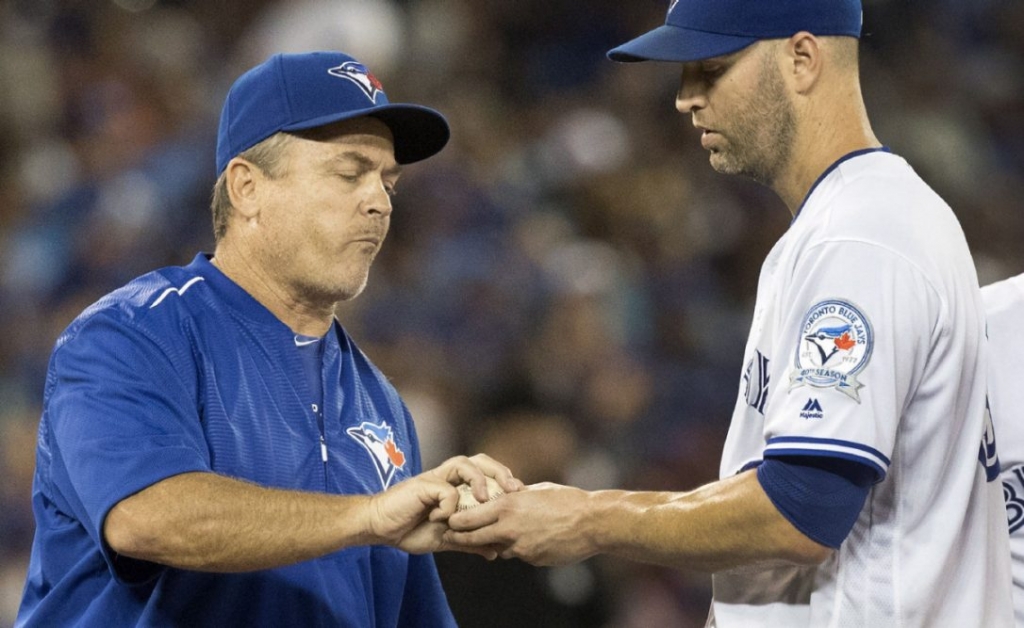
[283,103,450,164]
[608,24,758,63]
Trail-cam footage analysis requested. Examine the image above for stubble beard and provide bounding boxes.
[292,245,378,308]
[708,55,796,188]
[314,257,375,305]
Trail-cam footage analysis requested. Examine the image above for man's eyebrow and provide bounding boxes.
[326,151,402,176]
[328,151,375,169]
[702,44,753,67]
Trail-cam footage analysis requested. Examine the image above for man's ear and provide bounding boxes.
[225,158,261,220]
[786,31,823,94]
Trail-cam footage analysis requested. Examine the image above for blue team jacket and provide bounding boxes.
[17,254,456,627]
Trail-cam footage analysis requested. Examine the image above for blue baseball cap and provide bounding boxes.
[216,51,450,173]
[608,0,862,63]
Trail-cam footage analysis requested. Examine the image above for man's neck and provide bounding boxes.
[211,247,335,337]
[774,92,880,214]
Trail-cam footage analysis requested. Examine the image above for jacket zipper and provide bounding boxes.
[313,403,328,487]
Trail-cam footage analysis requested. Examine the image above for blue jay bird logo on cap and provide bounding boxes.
[328,61,384,103]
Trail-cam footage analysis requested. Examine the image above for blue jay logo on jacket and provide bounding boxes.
[790,299,873,402]
[347,420,407,489]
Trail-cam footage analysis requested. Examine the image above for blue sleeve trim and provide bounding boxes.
[765,436,889,483]
[757,458,871,550]
[765,449,885,483]
[766,436,891,464]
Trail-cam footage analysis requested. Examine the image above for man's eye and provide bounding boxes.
[703,67,724,80]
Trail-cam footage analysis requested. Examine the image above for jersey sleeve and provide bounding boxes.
[44,311,211,583]
[761,239,940,482]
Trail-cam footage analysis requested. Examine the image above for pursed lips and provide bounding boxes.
[694,122,720,149]
[350,233,384,248]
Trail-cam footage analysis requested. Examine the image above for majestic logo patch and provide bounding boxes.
[790,299,873,402]
[327,61,384,103]
[346,420,407,489]
[800,398,824,420]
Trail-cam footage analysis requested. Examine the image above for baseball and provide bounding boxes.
[456,476,505,511]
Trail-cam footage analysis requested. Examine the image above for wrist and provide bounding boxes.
[335,493,380,547]
[581,489,623,556]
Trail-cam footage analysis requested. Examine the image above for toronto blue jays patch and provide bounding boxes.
[789,299,873,402]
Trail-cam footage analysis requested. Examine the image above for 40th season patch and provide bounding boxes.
[789,299,873,402]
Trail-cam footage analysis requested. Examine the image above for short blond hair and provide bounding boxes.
[210,132,295,241]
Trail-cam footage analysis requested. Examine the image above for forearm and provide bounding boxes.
[104,472,376,572]
[584,470,831,572]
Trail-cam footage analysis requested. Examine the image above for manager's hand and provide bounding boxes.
[104,454,521,572]
[368,454,522,558]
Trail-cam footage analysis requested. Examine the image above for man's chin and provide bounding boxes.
[709,152,738,175]
[306,274,370,306]
[335,275,371,303]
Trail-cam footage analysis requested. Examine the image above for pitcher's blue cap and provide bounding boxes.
[216,51,450,173]
[608,0,862,63]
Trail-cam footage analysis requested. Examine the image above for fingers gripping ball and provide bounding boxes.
[456,476,505,511]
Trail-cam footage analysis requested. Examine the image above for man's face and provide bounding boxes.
[250,117,401,306]
[676,42,796,187]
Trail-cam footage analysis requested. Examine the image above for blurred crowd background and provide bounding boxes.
[1,0,1022,626]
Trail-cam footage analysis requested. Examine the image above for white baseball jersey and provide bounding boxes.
[983,273,1024,625]
[708,150,1013,627]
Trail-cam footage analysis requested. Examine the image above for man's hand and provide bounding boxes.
[366,454,522,556]
[445,472,834,572]
[443,482,596,566]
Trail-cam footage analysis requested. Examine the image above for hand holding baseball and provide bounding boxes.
[445,482,597,566]
[365,453,521,556]
[456,476,506,511]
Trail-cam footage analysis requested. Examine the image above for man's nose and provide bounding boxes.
[675,80,707,115]
[363,178,393,218]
